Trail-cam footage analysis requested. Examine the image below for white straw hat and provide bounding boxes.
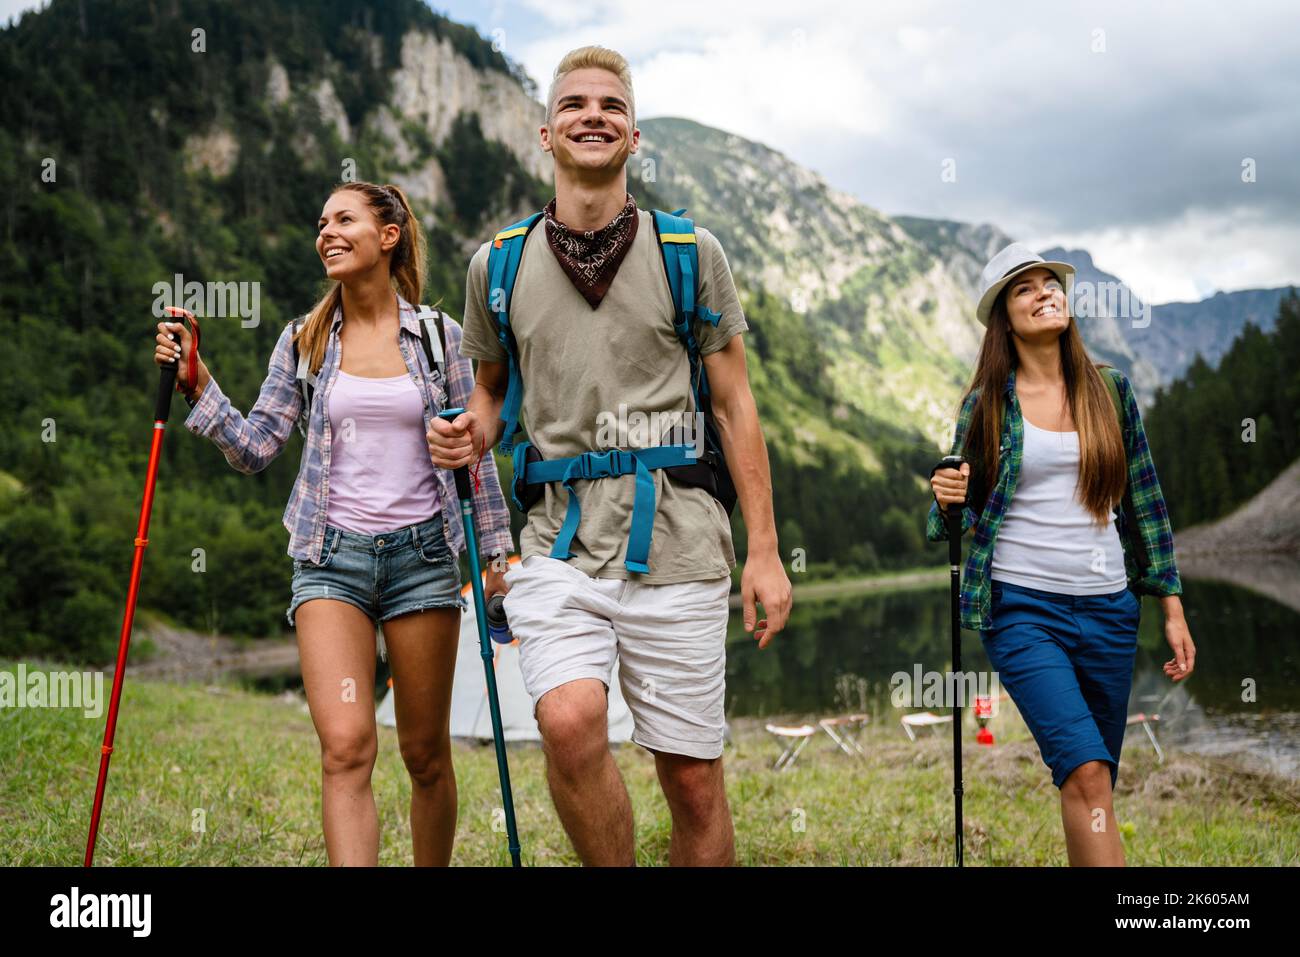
[976,242,1075,326]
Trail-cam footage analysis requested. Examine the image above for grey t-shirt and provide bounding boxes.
[460,208,748,583]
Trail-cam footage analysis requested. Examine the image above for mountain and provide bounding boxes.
[896,216,1294,405]
[1177,458,1300,557]
[1137,287,1295,384]
[7,0,1287,663]
[0,0,569,657]
[892,216,1016,304]
[895,217,1157,393]
[638,117,984,447]
[1041,247,1293,406]
[1035,246,1163,401]
[1141,289,1300,530]
[0,1,949,658]
[1174,457,1300,614]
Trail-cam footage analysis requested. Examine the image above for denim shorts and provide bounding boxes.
[285,515,462,628]
[980,578,1141,789]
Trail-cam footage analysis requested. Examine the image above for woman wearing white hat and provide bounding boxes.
[927,242,1195,866]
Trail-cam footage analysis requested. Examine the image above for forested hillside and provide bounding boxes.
[1144,290,1300,528]
[0,0,942,661]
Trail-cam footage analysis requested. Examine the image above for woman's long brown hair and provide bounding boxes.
[294,182,428,375]
[960,290,1127,526]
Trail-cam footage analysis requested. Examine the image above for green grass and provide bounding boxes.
[2,662,1296,866]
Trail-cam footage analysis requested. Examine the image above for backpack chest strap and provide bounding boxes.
[520,443,699,574]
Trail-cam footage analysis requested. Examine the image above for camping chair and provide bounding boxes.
[1127,685,1182,763]
[901,711,953,742]
[819,713,869,757]
[1126,712,1164,762]
[765,723,817,771]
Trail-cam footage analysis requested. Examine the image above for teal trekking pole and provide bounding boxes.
[439,407,521,867]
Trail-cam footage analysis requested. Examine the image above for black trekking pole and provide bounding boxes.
[438,407,521,867]
[936,453,966,867]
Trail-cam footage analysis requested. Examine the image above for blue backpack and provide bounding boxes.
[487,208,737,574]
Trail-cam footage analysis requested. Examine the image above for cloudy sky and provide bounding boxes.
[431,0,1299,303]
[4,0,1296,302]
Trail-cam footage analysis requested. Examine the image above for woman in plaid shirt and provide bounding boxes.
[928,243,1196,866]
[153,182,515,866]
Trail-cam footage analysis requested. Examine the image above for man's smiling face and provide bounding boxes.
[541,67,639,175]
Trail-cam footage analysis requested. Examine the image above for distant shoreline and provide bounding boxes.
[727,566,947,608]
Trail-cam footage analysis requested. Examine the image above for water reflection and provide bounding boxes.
[235,574,1299,778]
[724,575,1300,778]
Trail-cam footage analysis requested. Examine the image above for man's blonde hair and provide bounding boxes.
[546,45,635,126]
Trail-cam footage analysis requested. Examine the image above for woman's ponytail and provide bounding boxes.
[383,183,427,311]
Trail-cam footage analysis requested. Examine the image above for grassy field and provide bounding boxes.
[2,661,1297,866]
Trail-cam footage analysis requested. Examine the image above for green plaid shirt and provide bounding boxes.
[926,366,1183,632]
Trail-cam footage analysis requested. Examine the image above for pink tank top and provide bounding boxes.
[326,370,441,533]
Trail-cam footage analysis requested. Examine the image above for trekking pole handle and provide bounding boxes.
[156,305,196,423]
[438,407,473,500]
[934,454,966,563]
[156,331,180,422]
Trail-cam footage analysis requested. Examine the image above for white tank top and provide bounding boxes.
[990,417,1127,595]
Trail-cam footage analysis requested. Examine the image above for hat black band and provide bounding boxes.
[1000,260,1039,280]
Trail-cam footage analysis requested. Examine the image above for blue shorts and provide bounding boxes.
[980,579,1141,789]
[285,515,462,628]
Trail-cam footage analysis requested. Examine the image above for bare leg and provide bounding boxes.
[295,599,379,866]
[654,752,735,866]
[381,606,461,866]
[1059,760,1126,866]
[535,678,634,865]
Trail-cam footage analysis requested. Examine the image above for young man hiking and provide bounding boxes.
[427,45,792,866]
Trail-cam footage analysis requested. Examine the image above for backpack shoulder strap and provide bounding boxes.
[651,208,724,407]
[485,212,543,454]
[1098,364,1127,434]
[650,208,723,335]
[291,316,314,437]
[1097,364,1150,575]
[415,305,448,382]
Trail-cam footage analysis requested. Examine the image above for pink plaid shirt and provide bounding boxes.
[184,294,514,565]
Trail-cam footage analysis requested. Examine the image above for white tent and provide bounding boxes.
[376,563,635,744]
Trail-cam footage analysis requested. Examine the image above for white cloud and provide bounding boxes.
[1035,206,1300,302]
[0,0,45,27]
[500,0,1300,296]
[633,32,891,139]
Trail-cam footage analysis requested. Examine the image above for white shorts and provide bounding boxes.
[502,555,732,760]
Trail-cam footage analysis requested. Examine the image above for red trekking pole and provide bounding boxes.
[84,306,197,866]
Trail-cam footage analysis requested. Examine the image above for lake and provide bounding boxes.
[723,574,1300,779]
[243,571,1300,780]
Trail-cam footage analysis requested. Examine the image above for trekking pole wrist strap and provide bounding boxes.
[163,308,201,397]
